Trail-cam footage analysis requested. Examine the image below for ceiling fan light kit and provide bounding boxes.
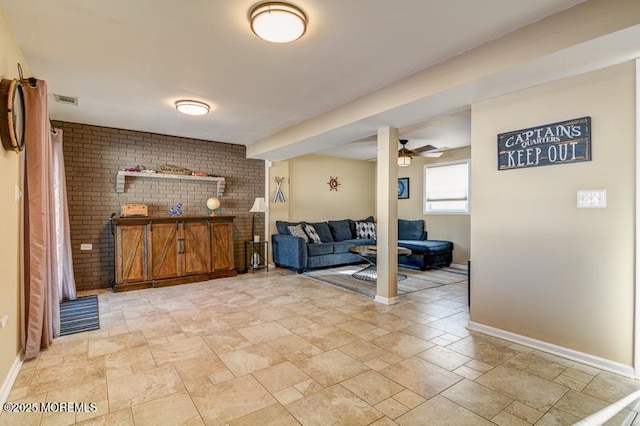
[398,139,412,167]
[249,2,307,43]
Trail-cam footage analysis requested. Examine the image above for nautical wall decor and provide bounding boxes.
[273,176,287,203]
[327,176,340,191]
[497,117,591,171]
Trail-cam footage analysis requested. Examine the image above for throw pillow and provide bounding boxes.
[328,219,354,241]
[304,224,322,244]
[355,221,376,240]
[288,224,309,242]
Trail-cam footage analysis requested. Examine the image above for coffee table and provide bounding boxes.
[348,245,412,282]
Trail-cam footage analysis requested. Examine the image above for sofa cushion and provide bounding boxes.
[398,239,453,254]
[276,221,303,235]
[288,224,309,242]
[398,219,426,240]
[328,219,354,241]
[307,243,334,256]
[309,222,333,243]
[349,216,374,236]
[333,241,354,254]
[355,221,376,240]
[304,224,322,244]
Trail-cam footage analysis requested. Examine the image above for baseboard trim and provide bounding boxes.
[467,321,635,378]
[0,354,23,405]
[375,295,400,305]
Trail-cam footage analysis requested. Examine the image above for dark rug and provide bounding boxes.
[59,295,100,336]
[304,265,467,299]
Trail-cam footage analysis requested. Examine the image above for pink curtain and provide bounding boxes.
[23,78,74,359]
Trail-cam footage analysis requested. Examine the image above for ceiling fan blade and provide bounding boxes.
[418,152,444,158]
[411,144,437,154]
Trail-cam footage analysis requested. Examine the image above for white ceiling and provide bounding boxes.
[0,0,587,157]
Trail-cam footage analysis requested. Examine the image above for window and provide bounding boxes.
[424,160,470,214]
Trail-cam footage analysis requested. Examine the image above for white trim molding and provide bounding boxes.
[635,57,640,379]
[468,321,635,378]
[0,354,23,405]
[375,295,400,305]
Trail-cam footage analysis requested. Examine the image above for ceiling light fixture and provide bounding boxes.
[175,100,210,116]
[249,2,307,43]
[398,140,412,167]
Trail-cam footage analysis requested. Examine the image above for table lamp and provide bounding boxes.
[249,197,266,242]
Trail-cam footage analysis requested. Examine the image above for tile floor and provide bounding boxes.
[2,268,639,425]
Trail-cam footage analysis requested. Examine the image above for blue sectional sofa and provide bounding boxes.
[271,218,453,272]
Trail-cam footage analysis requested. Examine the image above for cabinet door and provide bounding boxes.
[183,220,211,275]
[151,222,180,280]
[211,222,234,271]
[115,224,148,283]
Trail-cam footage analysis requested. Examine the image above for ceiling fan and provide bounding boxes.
[398,139,444,159]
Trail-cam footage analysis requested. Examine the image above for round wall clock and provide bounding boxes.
[0,78,26,153]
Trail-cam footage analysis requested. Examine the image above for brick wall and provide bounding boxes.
[56,121,265,290]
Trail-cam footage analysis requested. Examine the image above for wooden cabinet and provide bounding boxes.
[113,216,236,292]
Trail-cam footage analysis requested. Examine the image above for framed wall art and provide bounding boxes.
[398,178,409,199]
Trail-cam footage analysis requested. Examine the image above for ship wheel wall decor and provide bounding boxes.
[327,177,340,191]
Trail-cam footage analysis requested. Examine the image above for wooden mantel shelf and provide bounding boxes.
[115,171,226,196]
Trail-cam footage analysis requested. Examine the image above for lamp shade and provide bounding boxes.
[250,2,307,43]
[398,154,412,167]
[249,197,267,213]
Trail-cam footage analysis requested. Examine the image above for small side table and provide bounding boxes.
[245,240,269,272]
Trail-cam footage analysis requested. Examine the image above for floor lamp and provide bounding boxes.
[249,197,266,242]
[249,197,266,269]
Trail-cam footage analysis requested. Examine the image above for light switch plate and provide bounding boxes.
[80,244,93,251]
[577,190,607,208]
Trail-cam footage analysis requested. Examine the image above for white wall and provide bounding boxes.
[0,8,27,399]
[470,62,635,367]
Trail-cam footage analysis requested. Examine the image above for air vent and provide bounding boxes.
[53,93,78,105]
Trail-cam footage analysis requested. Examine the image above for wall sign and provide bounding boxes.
[497,117,591,171]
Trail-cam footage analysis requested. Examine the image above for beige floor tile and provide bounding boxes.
[107,365,185,411]
[250,307,293,322]
[265,334,312,355]
[504,401,544,424]
[554,390,636,423]
[476,366,568,412]
[465,359,494,373]
[276,315,315,330]
[286,384,382,426]
[29,356,105,395]
[238,322,292,344]
[442,379,513,420]
[536,407,579,425]
[295,349,369,387]
[228,403,299,426]
[42,379,108,423]
[294,378,325,396]
[554,373,588,392]
[491,411,531,426]
[149,335,214,365]
[380,356,462,399]
[74,408,134,426]
[273,387,305,405]
[191,375,275,424]
[371,332,434,359]
[202,329,251,354]
[417,345,471,370]
[453,365,483,380]
[396,395,494,425]
[338,340,389,362]
[300,326,358,351]
[504,351,566,381]
[87,331,147,358]
[104,345,155,371]
[0,393,45,426]
[369,417,399,426]
[252,361,311,393]
[209,369,235,384]
[173,354,227,392]
[131,391,202,425]
[342,370,405,405]
[375,397,410,419]
[582,372,640,405]
[392,389,426,409]
[446,335,520,366]
[336,319,378,335]
[218,343,285,376]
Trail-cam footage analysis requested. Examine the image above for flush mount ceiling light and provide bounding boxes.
[249,2,307,43]
[175,100,210,116]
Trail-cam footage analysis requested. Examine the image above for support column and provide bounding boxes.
[375,127,399,305]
